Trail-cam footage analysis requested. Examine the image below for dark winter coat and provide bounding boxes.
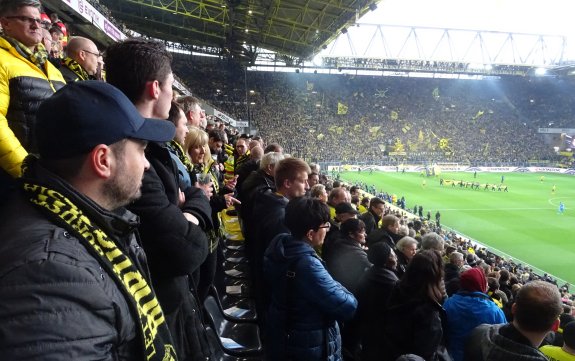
[356,266,399,361]
[323,235,371,295]
[127,141,213,361]
[264,233,357,361]
[465,324,548,361]
[0,163,148,360]
[383,285,449,361]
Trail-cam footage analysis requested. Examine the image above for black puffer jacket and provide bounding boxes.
[0,163,148,360]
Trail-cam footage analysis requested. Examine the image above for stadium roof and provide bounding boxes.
[98,0,379,61]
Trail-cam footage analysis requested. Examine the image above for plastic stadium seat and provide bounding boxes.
[209,285,257,323]
[204,295,262,357]
[224,263,249,279]
[206,324,262,361]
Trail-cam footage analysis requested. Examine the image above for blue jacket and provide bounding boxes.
[444,291,507,361]
[264,233,357,361]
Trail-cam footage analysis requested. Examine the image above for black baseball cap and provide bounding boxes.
[37,81,176,159]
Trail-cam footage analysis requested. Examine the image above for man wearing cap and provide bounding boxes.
[0,81,177,360]
[0,0,65,192]
[105,37,214,361]
[465,280,563,361]
[59,36,103,83]
[443,268,506,361]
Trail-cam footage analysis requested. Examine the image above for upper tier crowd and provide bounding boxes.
[174,57,575,167]
[1,1,575,361]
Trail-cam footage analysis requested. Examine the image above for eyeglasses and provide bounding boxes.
[318,223,331,230]
[4,15,43,26]
[82,49,101,57]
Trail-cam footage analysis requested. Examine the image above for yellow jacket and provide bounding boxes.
[0,37,65,177]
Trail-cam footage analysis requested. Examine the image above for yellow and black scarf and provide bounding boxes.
[169,140,194,173]
[62,56,90,81]
[3,35,48,71]
[22,180,177,361]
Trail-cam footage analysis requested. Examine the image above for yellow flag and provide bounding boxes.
[390,110,399,121]
[439,138,449,150]
[337,102,348,115]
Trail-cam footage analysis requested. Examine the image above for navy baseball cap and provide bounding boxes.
[37,81,176,159]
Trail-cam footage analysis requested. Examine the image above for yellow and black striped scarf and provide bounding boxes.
[22,180,177,361]
[62,56,90,81]
[3,35,48,71]
[169,140,194,173]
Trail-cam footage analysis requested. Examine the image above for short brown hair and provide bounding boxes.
[514,280,562,332]
[274,157,310,190]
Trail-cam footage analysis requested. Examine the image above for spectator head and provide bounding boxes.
[361,196,370,208]
[40,27,51,50]
[49,24,63,42]
[248,139,261,150]
[235,138,248,156]
[368,241,397,270]
[460,268,487,293]
[308,172,320,187]
[105,38,173,119]
[207,129,226,154]
[310,184,328,203]
[488,277,500,293]
[176,96,203,128]
[401,250,444,303]
[0,0,42,49]
[350,185,360,196]
[335,202,359,223]
[259,151,285,177]
[308,162,320,174]
[396,236,418,261]
[369,197,386,217]
[563,321,575,351]
[340,218,367,245]
[499,269,510,284]
[513,280,563,333]
[167,101,188,146]
[264,143,283,153]
[249,145,263,160]
[398,224,409,237]
[36,81,175,210]
[449,251,464,267]
[274,157,311,199]
[284,197,330,246]
[65,36,101,76]
[328,187,347,207]
[184,127,209,165]
[421,232,444,253]
[381,214,400,234]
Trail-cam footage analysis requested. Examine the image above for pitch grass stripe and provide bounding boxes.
[439,207,555,211]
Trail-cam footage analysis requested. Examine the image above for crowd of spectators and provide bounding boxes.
[174,56,575,167]
[2,1,575,360]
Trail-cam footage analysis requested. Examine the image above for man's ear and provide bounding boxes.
[147,80,160,100]
[88,144,113,179]
[305,229,314,241]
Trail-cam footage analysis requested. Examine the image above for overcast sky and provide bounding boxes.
[317,0,575,64]
[360,0,574,36]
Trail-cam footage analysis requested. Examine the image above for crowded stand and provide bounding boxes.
[174,57,575,167]
[2,0,575,360]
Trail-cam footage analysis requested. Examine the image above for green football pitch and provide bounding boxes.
[340,171,575,285]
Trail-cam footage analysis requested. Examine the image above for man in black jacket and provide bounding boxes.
[0,81,177,360]
[105,38,214,361]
